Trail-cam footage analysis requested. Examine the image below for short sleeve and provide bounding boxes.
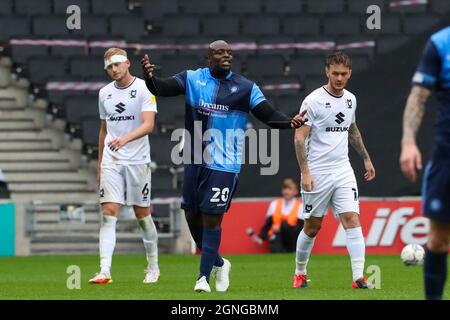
[173,71,188,92]
[265,201,276,218]
[299,98,315,127]
[351,98,357,123]
[98,92,107,120]
[250,83,267,109]
[411,39,442,90]
[140,83,158,113]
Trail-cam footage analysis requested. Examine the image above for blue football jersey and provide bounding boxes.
[173,68,266,173]
[412,26,450,151]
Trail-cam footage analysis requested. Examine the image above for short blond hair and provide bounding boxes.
[104,47,127,60]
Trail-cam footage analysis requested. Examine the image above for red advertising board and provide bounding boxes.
[221,198,427,254]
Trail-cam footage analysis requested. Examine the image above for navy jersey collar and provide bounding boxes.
[205,67,233,80]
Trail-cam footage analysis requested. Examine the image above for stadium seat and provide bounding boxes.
[88,35,126,56]
[389,3,427,13]
[152,169,177,197]
[155,95,185,126]
[336,36,375,58]
[109,14,148,41]
[159,54,202,77]
[10,36,49,65]
[402,14,442,35]
[0,16,30,42]
[202,15,240,36]
[142,0,179,21]
[92,0,130,15]
[71,15,109,37]
[293,35,335,56]
[246,55,285,77]
[289,55,326,77]
[149,133,177,165]
[27,56,67,85]
[256,35,296,57]
[348,54,371,73]
[32,15,71,37]
[264,0,303,14]
[282,15,321,36]
[64,95,99,137]
[347,0,387,13]
[53,0,90,14]
[376,35,410,54]
[322,15,361,36]
[46,75,85,117]
[140,35,177,56]
[69,55,106,78]
[260,75,302,97]
[0,0,13,14]
[162,15,200,36]
[430,0,450,14]
[364,14,401,35]
[50,35,87,59]
[275,94,302,116]
[306,0,345,13]
[182,0,220,14]
[304,75,327,92]
[15,0,52,15]
[242,15,280,36]
[176,36,214,57]
[224,0,263,14]
[80,116,100,158]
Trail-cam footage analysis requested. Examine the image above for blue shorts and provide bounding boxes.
[181,164,239,214]
[422,153,450,223]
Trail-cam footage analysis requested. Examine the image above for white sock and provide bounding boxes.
[99,215,117,275]
[345,226,365,281]
[295,230,316,275]
[138,215,159,270]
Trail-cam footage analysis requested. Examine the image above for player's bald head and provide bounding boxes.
[208,40,231,53]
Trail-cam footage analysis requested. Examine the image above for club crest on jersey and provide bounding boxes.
[129,90,137,99]
[346,99,352,109]
[230,86,238,93]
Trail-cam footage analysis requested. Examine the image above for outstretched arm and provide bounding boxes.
[348,123,375,181]
[294,125,313,191]
[141,54,184,96]
[400,85,431,182]
[251,100,306,129]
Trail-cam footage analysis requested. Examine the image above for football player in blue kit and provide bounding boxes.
[400,26,450,300]
[142,40,306,292]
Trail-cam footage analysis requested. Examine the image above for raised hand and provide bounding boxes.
[141,54,155,79]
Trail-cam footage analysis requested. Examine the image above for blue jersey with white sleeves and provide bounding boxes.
[173,67,266,173]
[412,26,450,151]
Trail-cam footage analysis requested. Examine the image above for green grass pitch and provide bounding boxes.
[0,254,449,300]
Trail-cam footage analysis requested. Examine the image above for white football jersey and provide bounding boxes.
[98,77,157,165]
[299,86,357,175]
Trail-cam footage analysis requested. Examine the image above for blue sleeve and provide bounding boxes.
[412,39,442,90]
[249,83,267,109]
[173,71,188,92]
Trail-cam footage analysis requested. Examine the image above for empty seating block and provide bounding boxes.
[71,15,109,37]
[389,2,427,13]
[376,35,409,54]
[81,117,100,158]
[109,15,147,41]
[50,36,87,58]
[142,0,179,21]
[92,0,129,15]
[242,15,280,36]
[224,0,262,14]
[183,0,220,14]
[307,0,345,13]
[256,35,296,56]
[264,0,303,14]
[53,0,90,14]
[347,0,387,13]
[289,56,326,77]
[323,15,361,36]
[15,0,52,15]
[283,15,320,36]
[27,56,67,85]
[155,95,185,125]
[0,0,13,14]
[69,56,106,78]
[149,133,177,165]
[0,16,30,41]
[364,13,401,35]
[203,15,240,36]
[32,15,70,37]
[65,95,99,137]
[403,14,442,35]
[246,55,285,77]
[430,0,450,14]
[162,15,200,36]
[11,37,49,65]
[160,55,201,77]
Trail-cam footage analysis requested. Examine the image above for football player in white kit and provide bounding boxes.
[89,48,160,284]
[292,51,376,289]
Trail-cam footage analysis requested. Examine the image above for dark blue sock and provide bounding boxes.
[199,228,222,282]
[424,249,448,300]
[190,226,224,267]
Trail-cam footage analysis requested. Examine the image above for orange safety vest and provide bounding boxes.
[269,198,301,237]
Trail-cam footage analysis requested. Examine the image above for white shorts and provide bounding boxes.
[99,163,151,207]
[301,169,359,220]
